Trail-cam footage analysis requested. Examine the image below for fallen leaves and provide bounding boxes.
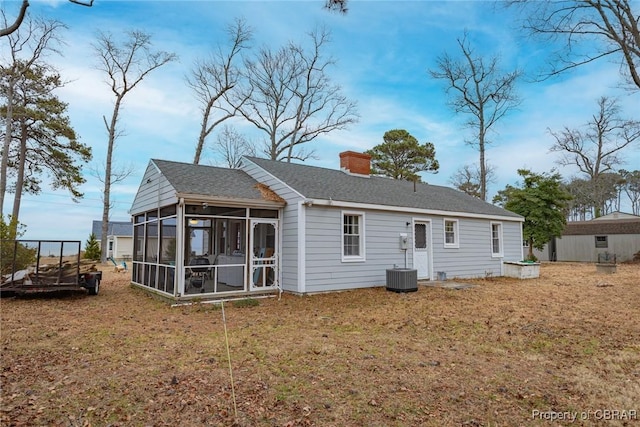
[1,262,639,426]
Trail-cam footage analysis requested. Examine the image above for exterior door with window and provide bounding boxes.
[249,219,278,291]
[413,221,430,279]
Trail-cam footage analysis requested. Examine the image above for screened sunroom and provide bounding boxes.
[129,160,285,301]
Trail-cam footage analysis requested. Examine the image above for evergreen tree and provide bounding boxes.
[365,129,439,181]
[0,214,35,274]
[494,169,572,261]
[1,60,92,232]
[84,233,101,261]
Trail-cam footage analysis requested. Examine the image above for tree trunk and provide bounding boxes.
[193,102,212,165]
[528,238,534,260]
[0,82,15,218]
[478,115,487,201]
[9,123,28,233]
[101,97,122,262]
[479,142,486,201]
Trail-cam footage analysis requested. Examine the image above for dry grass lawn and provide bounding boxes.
[1,262,639,426]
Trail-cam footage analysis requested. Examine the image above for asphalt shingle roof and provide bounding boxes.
[245,157,522,219]
[562,219,640,235]
[152,159,271,201]
[91,220,133,237]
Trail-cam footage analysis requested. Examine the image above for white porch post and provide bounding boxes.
[175,198,186,297]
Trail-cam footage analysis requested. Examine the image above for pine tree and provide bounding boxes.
[84,233,101,261]
[365,129,439,181]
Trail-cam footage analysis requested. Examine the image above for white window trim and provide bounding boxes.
[443,218,459,249]
[491,221,503,258]
[341,210,366,262]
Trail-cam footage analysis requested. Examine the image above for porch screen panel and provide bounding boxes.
[133,224,144,262]
[145,221,159,262]
[160,217,177,265]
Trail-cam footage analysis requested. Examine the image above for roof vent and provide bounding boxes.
[339,151,371,177]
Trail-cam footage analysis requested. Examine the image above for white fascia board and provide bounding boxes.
[150,159,163,174]
[308,199,524,222]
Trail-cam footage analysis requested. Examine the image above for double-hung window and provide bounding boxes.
[491,222,503,257]
[443,219,459,248]
[342,211,365,262]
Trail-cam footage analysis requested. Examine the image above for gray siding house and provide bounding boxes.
[129,152,524,300]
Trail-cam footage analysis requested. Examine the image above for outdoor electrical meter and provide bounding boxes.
[399,233,408,250]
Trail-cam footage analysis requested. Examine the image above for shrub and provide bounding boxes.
[0,215,36,274]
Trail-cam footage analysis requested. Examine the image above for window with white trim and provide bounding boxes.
[342,211,365,261]
[443,219,459,248]
[491,222,503,257]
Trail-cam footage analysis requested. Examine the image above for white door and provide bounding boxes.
[249,220,278,291]
[413,221,430,279]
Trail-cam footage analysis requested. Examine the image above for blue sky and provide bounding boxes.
[2,0,639,243]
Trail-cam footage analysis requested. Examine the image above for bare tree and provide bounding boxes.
[211,124,256,168]
[186,18,252,165]
[549,96,640,216]
[564,177,594,220]
[620,169,640,214]
[3,0,342,38]
[450,163,496,199]
[237,27,358,162]
[430,33,521,201]
[93,30,176,261]
[0,13,64,221]
[509,0,640,91]
[1,0,93,38]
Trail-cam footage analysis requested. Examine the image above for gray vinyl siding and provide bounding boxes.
[304,207,412,293]
[502,221,523,262]
[431,218,522,279]
[279,205,300,292]
[241,160,302,292]
[302,207,523,292]
[130,162,177,214]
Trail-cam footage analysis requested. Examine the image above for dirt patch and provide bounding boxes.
[1,262,639,426]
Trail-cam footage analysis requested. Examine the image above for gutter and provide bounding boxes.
[305,198,524,222]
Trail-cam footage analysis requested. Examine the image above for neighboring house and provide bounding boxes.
[91,220,134,262]
[129,151,524,300]
[532,213,640,262]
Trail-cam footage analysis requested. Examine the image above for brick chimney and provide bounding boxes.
[339,151,371,176]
